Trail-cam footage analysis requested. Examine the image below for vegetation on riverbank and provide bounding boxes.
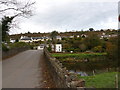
[52,53,107,58]
[78,72,118,88]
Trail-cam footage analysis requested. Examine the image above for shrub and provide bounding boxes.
[9,42,29,49]
[29,45,34,49]
[92,46,103,52]
[47,45,52,52]
[2,43,9,52]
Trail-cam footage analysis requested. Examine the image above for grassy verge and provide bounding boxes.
[51,53,107,58]
[78,72,118,88]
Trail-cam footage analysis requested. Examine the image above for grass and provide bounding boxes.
[51,53,107,58]
[78,72,118,88]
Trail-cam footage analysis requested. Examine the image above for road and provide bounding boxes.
[2,50,54,88]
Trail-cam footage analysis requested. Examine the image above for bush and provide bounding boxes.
[92,46,103,52]
[29,45,34,49]
[47,45,52,52]
[9,42,29,49]
[2,43,9,52]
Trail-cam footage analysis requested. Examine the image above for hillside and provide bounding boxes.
[9,29,118,40]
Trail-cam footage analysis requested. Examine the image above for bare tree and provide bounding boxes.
[0,0,35,18]
[0,0,35,42]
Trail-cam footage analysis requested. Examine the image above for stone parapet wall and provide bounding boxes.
[44,47,85,89]
[2,47,29,59]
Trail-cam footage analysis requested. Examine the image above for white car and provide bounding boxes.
[37,45,44,50]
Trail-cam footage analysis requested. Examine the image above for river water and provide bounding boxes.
[58,57,118,76]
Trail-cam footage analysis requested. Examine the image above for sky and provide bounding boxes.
[6,0,119,34]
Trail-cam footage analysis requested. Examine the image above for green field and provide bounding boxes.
[78,72,118,88]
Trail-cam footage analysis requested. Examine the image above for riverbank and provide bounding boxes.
[52,52,107,58]
[78,72,118,88]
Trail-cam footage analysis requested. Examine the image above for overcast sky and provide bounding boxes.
[9,0,119,34]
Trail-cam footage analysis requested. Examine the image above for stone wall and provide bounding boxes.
[2,47,29,59]
[44,47,85,89]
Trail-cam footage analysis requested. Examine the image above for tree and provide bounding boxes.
[50,31,58,52]
[79,44,86,52]
[106,37,118,62]
[89,28,94,31]
[0,0,35,42]
[0,0,35,17]
[2,16,14,41]
[28,31,31,34]
[84,34,101,50]
[15,38,19,42]
[0,23,2,42]
[50,31,58,40]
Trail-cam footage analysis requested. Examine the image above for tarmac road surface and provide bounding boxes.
[2,50,48,88]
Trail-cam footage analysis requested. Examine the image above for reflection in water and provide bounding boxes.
[58,57,118,76]
[69,70,88,76]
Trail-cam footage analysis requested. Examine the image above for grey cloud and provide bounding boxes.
[16,1,117,34]
[32,2,117,30]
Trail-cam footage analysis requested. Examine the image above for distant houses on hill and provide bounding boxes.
[100,33,118,39]
[10,32,118,44]
[19,36,50,43]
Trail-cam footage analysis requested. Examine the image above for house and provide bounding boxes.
[10,38,15,43]
[19,36,32,43]
[55,44,62,52]
[100,34,118,39]
[77,35,80,38]
[43,37,50,41]
[62,36,68,38]
[102,33,105,36]
[32,37,43,42]
[56,36,62,40]
[111,34,118,37]
[51,44,62,52]
[19,36,51,43]
[19,37,32,43]
[69,35,74,38]
[100,35,109,39]
[81,34,87,38]
[51,44,54,52]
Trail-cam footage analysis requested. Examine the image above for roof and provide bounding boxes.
[32,37,43,40]
[20,37,32,40]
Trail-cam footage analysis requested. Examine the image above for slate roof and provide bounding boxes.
[32,37,43,40]
[20,37,32,40]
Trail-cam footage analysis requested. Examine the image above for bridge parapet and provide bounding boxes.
[44,47,85,89]
[2,46,29,59]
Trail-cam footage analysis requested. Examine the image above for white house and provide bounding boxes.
[43,37,50,41]
[81,34,87,38]
[77,35,80,38]
[51,44,62,52]
[10,38,15,43]
[32,37,43,42]
[19,36,32,43]
[55,44,62,52]
[19,36,50,43]
[69,35,74,38]
[100,34,118,39]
